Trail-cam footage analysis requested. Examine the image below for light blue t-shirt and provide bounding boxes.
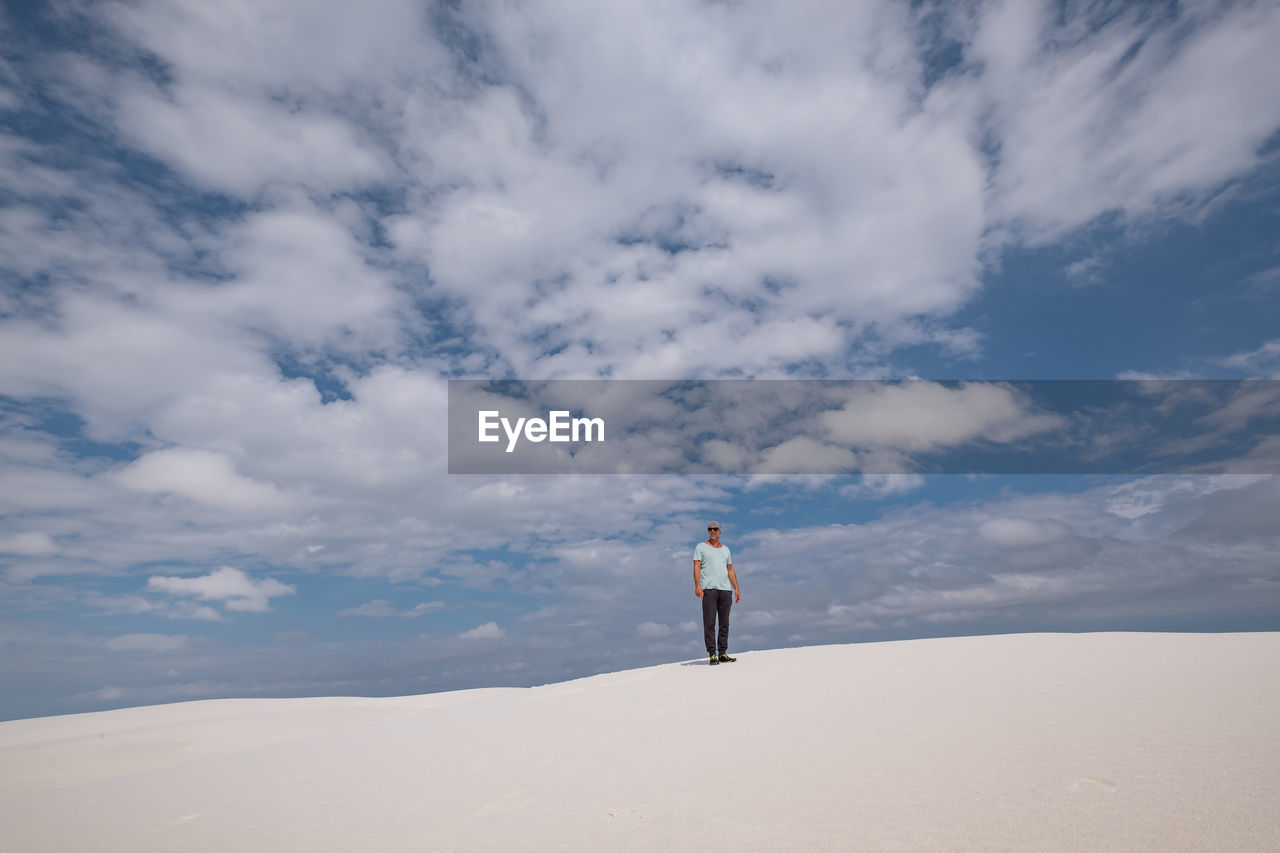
[694,541,733,591]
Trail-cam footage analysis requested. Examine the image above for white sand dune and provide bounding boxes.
[2,632,1277,851]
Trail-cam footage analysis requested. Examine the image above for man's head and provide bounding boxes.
[707,521,721,541]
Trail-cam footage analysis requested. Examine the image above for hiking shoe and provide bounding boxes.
[709,653,719,666]
[717,653,737,663]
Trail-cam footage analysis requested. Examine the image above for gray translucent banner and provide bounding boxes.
[447,380,1280,475]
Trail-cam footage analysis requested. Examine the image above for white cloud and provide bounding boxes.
[95,0,437,196]
[384,0,988,376]
[0,298,271,441]
[169,202,405,349]
[117,85,389,195]
[182,605,225,622]
[116,449,291,512]
[1063,255,1105,287]
[0,531,57,556]
[147,566,296,613]
[1220,339,1280,378]
[341,600,445,618]
[738,474,1280,636]
[105,633,191,653]
[102,0,443,95]
[82,594,162,615]
[839,474,927,499]
[635,622,671,639]
[459,622,505,640]
[819,382,1061,452]
[978,518,1064,548]
[1197,384,1280,434]
[341,600,396,618]
[755,437,862,476]
[1,0,1274,403]
[970,0,1280,243]
[78,686,126,703]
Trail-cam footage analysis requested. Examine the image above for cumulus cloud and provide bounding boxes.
[382,0,990,376]
[0,531,57,556]
[818,382,1061,452]
[840,474,927,499]
[755,437,862,476]
[116,86,390,195]
[978,518,1065,548]
[147,566,296,614]
[459,622,505,640]
[635,622,672,639]
[2,0,1276,397]
[116,449,292,512]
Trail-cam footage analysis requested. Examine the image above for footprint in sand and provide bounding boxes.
[1067,776,1117,793]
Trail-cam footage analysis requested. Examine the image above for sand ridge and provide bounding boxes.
[1,632,1276,851]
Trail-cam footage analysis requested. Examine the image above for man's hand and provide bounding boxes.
[695,587,703,598]
[734,590,742,603]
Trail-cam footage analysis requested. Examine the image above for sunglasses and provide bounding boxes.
[708,527,719,531]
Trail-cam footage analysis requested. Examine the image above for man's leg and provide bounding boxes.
[701,590,720,655]
[716,591,732,655]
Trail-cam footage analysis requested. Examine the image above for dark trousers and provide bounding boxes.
[701,588,733,655]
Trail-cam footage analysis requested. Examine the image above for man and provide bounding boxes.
[694,521,742,666]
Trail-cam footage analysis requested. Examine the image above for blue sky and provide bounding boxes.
[1,0,1279,721]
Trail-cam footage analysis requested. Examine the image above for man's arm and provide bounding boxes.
[693,560,703,598]
[727,563,742,603]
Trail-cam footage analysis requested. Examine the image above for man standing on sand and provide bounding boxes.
[694,521,742,666]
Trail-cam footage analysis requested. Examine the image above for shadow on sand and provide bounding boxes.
[678,657,739,667]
